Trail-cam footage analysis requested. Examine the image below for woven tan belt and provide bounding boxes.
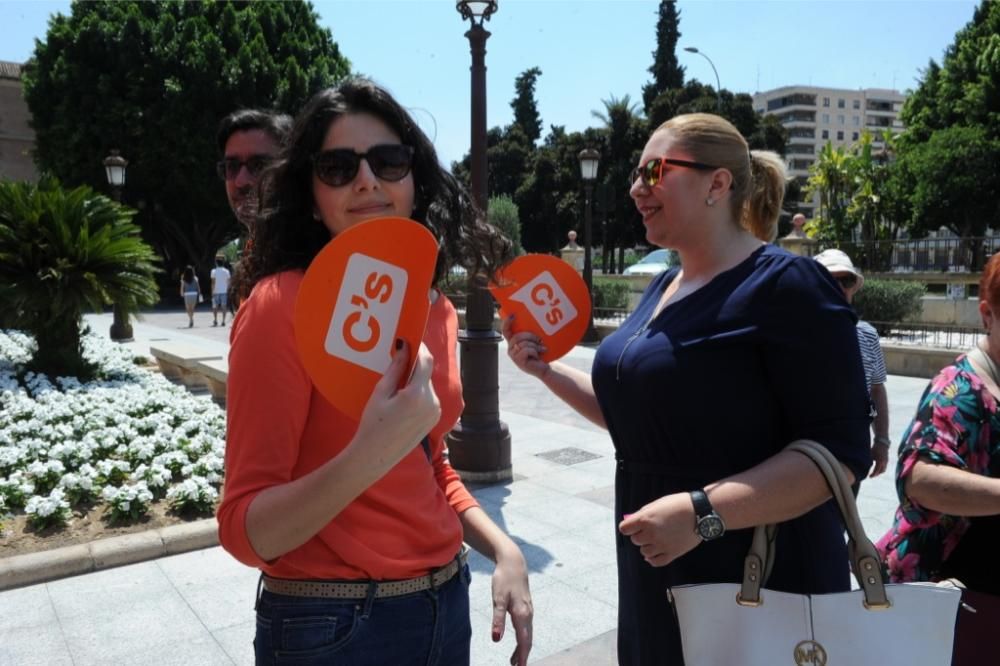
[262,548,469,600]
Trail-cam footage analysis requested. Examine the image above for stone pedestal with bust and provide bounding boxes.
[778,213,817,257]
[560,230,584,273]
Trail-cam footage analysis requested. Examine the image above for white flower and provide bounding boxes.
[25,487,70,522]
[1,328,226,524]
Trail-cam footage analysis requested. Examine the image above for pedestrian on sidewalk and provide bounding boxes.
[179,265,200,328]
[218,78,533,666]
[814,248,891,483]
[209,255,231,327]
[504,113,870,665]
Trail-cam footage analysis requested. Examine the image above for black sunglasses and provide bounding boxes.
[835,274,859,289]
[216,155,271,181]
[313,144,415,187]
[629,157,721,188]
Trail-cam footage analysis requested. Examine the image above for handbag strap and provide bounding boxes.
[737,439,890,609]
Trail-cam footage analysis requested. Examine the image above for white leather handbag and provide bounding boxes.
[668,439,963,666]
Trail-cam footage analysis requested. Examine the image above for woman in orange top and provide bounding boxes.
[218,79,532,666]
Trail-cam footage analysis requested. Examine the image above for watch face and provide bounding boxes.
[697,515,725,540]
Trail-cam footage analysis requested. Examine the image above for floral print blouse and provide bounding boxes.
[876,355,1000,582]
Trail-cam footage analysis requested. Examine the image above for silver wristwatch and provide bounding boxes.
[689,489,726,541]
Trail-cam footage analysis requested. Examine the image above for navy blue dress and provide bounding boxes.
[591,244,872,665]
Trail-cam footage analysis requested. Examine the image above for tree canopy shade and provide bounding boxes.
[22,0,350,295]
[899,0,1000,144]
[902,125,1000,239]
[892,0,1000,235]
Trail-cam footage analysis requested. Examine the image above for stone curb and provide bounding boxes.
[0,518,218,591]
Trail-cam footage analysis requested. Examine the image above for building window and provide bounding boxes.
[823,97,830,107]
[853,99,860,109]
[838,98,845,108]
[821,129,829,139]
[822,113,830,123]
[837,130,844,141]
[852,131,859,141]
[838,115,845,125]
[853,116,860,126]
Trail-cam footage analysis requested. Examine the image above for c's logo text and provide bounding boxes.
[324,253,407,373]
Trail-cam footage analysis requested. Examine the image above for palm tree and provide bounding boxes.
[0,177,159,379]
[805,142,854,242]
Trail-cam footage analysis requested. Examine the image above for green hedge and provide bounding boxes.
[854,279,926,330]
[593,279,630,309]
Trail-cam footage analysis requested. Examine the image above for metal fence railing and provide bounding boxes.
[587,315,980,351]
[817,237,1000,274]
[871,321,981,350]
[593,307,630,326]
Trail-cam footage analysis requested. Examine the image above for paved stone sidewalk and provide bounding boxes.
[0,309,933,665]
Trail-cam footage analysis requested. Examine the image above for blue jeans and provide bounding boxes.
[253,565,472,665]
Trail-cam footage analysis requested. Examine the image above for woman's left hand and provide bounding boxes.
[491,548,533,666]
[619,492,702,567]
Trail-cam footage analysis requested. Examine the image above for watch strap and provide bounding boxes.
[689,489,713,519]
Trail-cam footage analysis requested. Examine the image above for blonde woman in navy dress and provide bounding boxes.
[502,113,871,665]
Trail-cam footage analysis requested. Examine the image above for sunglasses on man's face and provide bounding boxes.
[835,274,859,290]
[216,155,271,181]
[629,157,721,189]
[312,144,415,188]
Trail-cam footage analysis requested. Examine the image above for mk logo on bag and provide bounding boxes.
[794,640,827,666]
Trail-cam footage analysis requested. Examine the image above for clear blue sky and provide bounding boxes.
[0,0,980,167]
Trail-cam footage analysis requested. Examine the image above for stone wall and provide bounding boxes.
[0,62,37,183]
[881,343,958,380]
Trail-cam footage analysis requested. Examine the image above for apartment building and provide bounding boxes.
[752,85,906,217]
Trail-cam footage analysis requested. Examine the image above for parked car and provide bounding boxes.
[622,248,676,276]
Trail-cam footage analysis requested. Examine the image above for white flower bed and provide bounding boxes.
[0,329,225,531]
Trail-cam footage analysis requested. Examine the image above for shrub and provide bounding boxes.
[593,279,630,310]
[622,248,641,269]
[488,194,523,256]
[854,279,926,332]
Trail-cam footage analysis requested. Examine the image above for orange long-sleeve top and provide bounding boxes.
[217,270,478,580]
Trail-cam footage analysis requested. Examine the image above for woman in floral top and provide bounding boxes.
[877,253,1000,596]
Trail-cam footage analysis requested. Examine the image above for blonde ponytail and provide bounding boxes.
[741,150,787,243]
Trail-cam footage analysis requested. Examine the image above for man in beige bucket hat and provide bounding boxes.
[814,248,891,480]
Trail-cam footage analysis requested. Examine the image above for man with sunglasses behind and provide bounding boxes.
[216,109,291,308]
[815,248,891,483]
[216,109,292,230]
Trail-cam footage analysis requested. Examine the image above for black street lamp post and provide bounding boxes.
[448,0,512,483]
[578,148,601,343]
[684,46,722,113]
[103,149,133,342]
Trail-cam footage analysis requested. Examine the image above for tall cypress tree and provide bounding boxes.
[642,1,685,114]
[510,67,543,144]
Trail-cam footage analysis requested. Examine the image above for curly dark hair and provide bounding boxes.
[233,78,512,298]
